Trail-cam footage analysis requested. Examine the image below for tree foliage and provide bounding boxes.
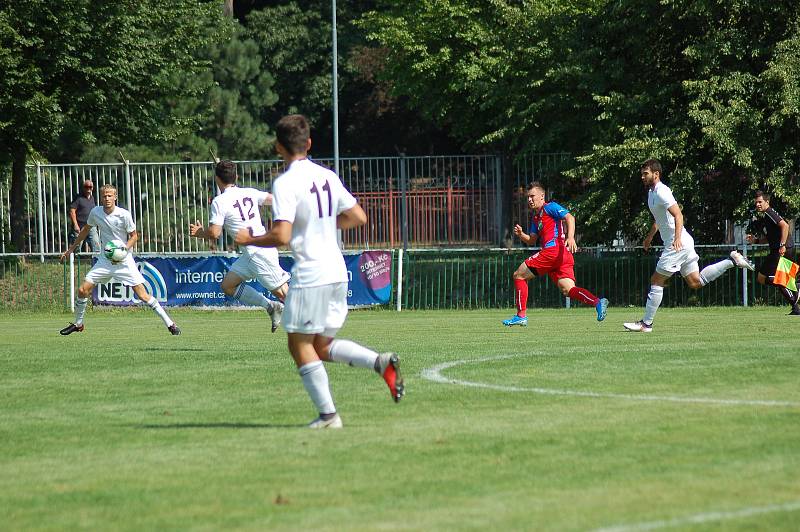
[363,0,800,243]
[0,0,226,249]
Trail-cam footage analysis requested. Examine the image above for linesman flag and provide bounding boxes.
[774,257,799,291]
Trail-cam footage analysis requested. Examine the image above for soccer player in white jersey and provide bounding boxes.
[624,159,755,332]
[59,184,181,336]
[236,114,404,429]
[189,160,288,332]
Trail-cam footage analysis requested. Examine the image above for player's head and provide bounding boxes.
[640,159,662,187]
[215,160,238,185]
[754,189,770,212]
[99,184,117,210]
[527,182,546,210]
[275,114,311,158]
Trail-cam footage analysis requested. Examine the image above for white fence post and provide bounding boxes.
[36,162,45,262]
[396,248,404,312]
[742,241,749,307]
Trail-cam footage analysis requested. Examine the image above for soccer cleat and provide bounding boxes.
[623,320,653,333]
[268,301,284,333]
[308,413,343,429]
[789,306,800,316]
[377,352,405,403]
[502,315,528,327]
[596,298,609,322]
[729,250,755,271]
[168,324,181,335]
[59,323,84,335]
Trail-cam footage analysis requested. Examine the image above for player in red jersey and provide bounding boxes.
[503,182,608,326]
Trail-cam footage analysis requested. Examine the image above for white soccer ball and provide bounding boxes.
[103,239,129,263]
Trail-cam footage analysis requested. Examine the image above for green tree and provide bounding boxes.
[0,0,226,251]
[362,0,800,243]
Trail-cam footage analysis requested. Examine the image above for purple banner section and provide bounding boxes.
[92,251,393,307]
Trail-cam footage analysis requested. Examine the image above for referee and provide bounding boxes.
[747,190,799,315]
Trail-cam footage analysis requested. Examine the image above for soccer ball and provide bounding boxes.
[104,239,128,263]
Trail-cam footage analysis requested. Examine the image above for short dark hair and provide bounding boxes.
[215,160,238,184]
[754,189,771,202]
[641,158,662,175]
[276,114,310,155]
[528,181,546,194]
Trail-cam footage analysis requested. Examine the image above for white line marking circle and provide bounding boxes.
[421,354,800,407]
[593,501,800,531]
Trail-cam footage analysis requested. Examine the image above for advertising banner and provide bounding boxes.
[92,250,393,308]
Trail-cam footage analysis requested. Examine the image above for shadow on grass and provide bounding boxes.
[138,347,208,352]
[136,422,305,429]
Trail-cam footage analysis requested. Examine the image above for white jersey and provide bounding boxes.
[271,159,357,287]
[87,206,136,248]
[209,186,271,240]
[648,181,694,249]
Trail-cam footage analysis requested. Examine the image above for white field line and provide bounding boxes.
[420,355,800,408]
[592,501,800,532]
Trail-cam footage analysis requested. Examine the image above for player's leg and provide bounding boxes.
[624,270,670,332]
[288,332,341,429]
[60,278,96,335]
[230,252,286,332]
[688,249,753,289]
[503,260,536,326]
[131,284,180,335]
[553,251,609,321]
[312,282,404,403]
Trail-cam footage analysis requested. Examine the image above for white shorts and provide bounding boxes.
[85,256,146,286]
[283,282,349,336]
[656,246,700,277]
[229,246,290,292]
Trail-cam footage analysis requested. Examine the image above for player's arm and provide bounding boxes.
[564,213,578,253]
[189,221,222,242]
[667,204,684,251]
[513,224,536,245]
[60,223,93,261]
[337,204,367,229]
[126,230,138,250]
[236,221,291,248]
[643,223,659,251]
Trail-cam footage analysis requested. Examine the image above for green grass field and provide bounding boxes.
[2,307,799,530]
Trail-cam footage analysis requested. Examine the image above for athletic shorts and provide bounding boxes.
[656,245,700,277]
[229,246,290,292]
[524,245,575,283]
[85,256,146,286]
[282,282,348,336]
[758,248,795,278]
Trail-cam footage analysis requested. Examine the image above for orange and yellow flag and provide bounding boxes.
[774,257,799,291]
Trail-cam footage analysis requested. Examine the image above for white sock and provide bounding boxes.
[642,285,663,324]
[74,297,88,325]
[146,297,174,327]
[298,361,336,415]
[699,258,734,286]
[234,284,273,311]
[329,339,379,370]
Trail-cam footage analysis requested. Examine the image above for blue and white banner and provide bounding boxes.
[92,250,393,307]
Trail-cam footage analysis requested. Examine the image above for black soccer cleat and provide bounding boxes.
[168,324,181,335]
[59,323,84,335]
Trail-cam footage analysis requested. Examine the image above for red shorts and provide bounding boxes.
[524,245,575,283]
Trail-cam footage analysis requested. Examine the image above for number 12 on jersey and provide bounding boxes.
[310,181,332,218]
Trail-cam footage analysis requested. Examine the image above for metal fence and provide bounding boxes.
[0,153,579,255]
[0,245,789,312]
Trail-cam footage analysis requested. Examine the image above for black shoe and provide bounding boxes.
[59,323,84,335]
[789,307,800,316]
[168,324,181,335]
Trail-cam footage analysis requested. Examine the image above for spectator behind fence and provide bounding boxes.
[69,180,100,252]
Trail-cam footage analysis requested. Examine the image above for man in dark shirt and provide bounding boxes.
[747,190,799,315]
[69,180,100,252]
